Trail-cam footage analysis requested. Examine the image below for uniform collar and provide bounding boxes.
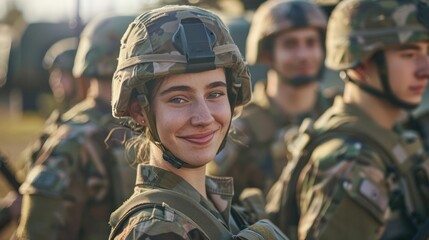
[135,165,235,227]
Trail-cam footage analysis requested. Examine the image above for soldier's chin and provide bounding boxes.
[282,76,317,86]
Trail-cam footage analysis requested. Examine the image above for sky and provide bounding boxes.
[2,0,159,23]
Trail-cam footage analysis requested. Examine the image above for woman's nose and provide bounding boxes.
[190,100,214,127]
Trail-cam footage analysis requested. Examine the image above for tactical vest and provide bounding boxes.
[108,187,290,240]
[267,114,429,240]
[242,87,335,162]
[109,188,237,240]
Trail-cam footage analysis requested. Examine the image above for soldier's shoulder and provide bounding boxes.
[240,101,269,120]
[309,133,382,169]
[235,103,279,144]
[35,114,107,167]
[62,99,111,126]
[302,134,390,218]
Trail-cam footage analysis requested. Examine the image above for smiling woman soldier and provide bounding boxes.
[108,5,287,240]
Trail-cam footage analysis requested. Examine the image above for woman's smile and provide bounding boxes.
[179,130,218,145]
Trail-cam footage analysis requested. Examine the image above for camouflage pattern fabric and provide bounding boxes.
[109,165,288,240]
[326,0,429,71]
[271,97,429,240]
[43,37,78,72]
[407,110,429,152]
[207,81,334,202]
[73,15,135,80]
[111,5,251,119]
[14,99,136,240]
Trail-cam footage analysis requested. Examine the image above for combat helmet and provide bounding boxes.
[73,14,135,80]
[43,37,78,72]
[326,0,429,109]
[112,5,252,168]
[246,0,327,85]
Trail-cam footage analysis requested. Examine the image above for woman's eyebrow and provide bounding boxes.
[159,81,226,95]
[159,85,192,96]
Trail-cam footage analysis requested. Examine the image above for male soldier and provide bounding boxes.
[43,37,82,110]
[207,0,331,201]
[267,0,429,239]
[19,37,82,174]
[13,14,136,240]
[0,37,81,234]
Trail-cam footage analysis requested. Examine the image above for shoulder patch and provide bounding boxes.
[359,179,389,212]
[20,164,69,197]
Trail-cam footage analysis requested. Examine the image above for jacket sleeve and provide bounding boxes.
[298,137,389,240]
[14,194,65,240]
[15,136,90,239]
[234,219,289,240]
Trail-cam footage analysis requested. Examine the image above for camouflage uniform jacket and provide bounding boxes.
[291,97,429,240]
[208,80,332,202]
[406,110,429,153]
[110,165,288,240]
[15,98,136,240]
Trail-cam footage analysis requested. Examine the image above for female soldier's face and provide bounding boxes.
[152,68,231,166]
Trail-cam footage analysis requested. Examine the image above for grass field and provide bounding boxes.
[0,106,44,238]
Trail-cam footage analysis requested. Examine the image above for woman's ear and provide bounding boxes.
[128,99,147,127]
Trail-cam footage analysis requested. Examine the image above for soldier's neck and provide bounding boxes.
[149,144,208,199]
[343,83,401,129]
[266,70,319,116]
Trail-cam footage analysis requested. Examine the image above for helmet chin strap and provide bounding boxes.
[341,51,418,110]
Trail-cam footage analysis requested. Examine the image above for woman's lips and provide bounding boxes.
[180,131,216,145]
[409,85,427,95]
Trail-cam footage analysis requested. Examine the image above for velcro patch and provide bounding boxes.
[359,179,388,211]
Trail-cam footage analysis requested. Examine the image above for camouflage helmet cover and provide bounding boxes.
[112,5,252,118]
[326,0,429,71]
[247,0,327,65]
[43,37,78,72]
[73,14,135,79]
[313,0,342,6]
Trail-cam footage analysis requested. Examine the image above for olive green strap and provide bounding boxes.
[109,188,233,240]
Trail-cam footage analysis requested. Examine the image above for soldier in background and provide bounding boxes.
[266,0,429,239]
[0,37,82,234]
[13,14,136,240]
[207,0,332,202]
[43,37,82,111]
[19,37,83,175]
